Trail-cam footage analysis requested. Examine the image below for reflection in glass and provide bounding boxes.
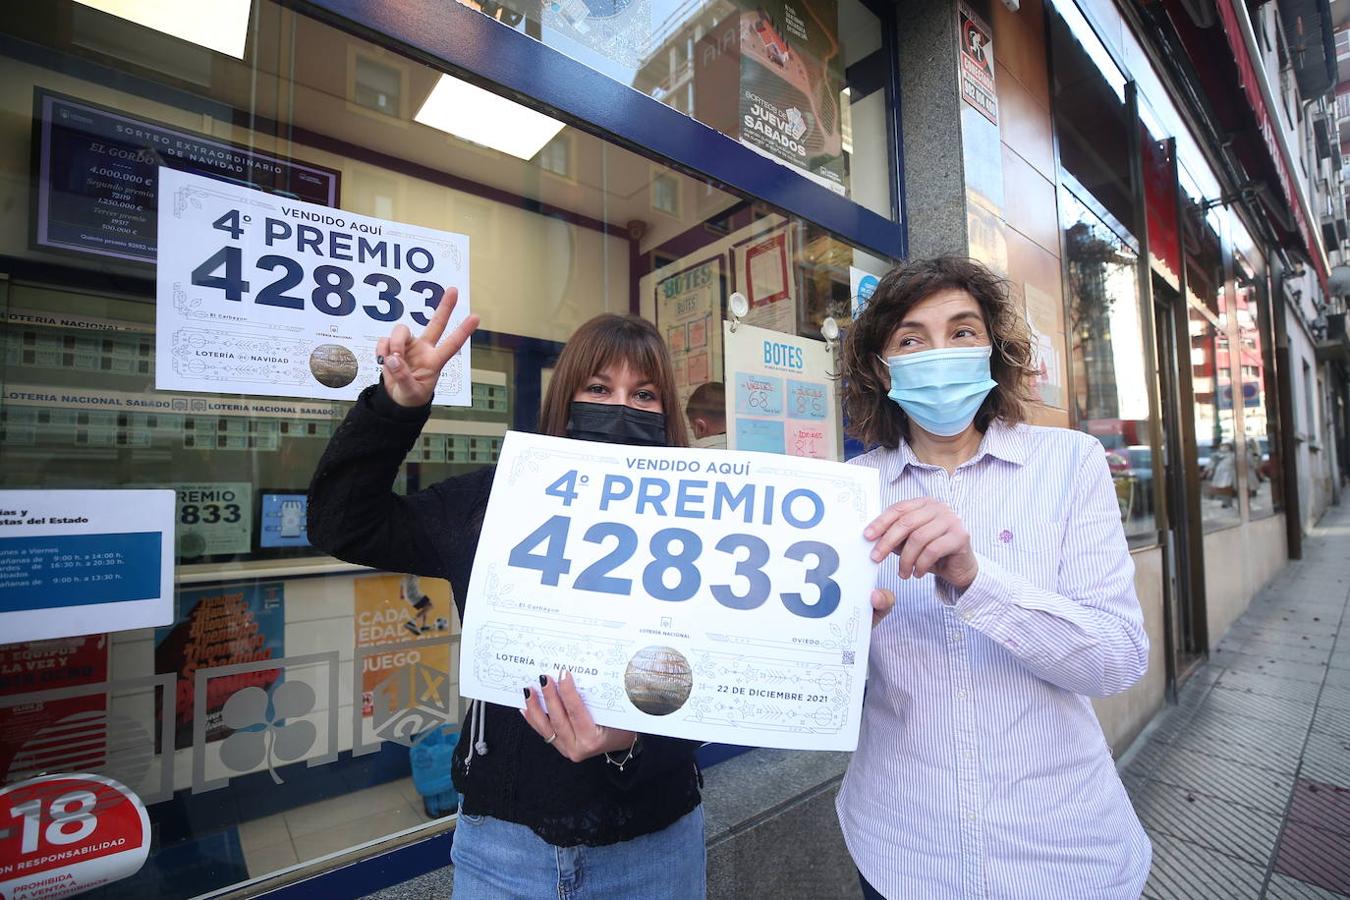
[1061,187,1155,547]
[1190,305,1241,530]
[1234,261,1282,518]
[457,0,894,217]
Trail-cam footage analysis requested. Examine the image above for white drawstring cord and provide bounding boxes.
[464,698,488,772]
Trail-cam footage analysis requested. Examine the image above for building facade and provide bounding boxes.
[0,0,1344,897]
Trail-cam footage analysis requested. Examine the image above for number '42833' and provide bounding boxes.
[507,514,842,619]
[190,211,443,324]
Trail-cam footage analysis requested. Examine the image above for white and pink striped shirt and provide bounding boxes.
[837,420,1152,899]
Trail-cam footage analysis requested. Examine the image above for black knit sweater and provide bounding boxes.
[307,383,701,847]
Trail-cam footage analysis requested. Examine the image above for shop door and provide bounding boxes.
[1153,275,1207,685]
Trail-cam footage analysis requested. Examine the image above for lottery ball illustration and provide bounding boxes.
[310,344,358,388]
[624,646,693,716]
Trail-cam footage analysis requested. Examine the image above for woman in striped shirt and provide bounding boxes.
[835,257,1151,899]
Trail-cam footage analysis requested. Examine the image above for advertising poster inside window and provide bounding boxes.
[723,321,839,459]
[0,634,108,784]
[33,90,340,264]
[733,224,797,333]
[169,482,253,560]
[695,0,845,193]
[154,582,285,749]
[655,255,725,413]
[355,574,454,720]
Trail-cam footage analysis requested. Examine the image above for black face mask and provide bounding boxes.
[565,402,667,447]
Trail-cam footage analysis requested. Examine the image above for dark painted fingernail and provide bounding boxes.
[376,354,384,364]
[523,687,530,699]
[539,674,547,687]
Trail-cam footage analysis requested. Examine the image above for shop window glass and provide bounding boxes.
[1189,304,1241,531]
[1233,254,1281,519]
[0,2,890,896]
[1183,217,1241,532]
[457,0,896,220]
[1051,6,1157,549]
[1061,184,1155,548]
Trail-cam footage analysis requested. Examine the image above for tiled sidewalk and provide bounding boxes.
[1120,502,1350,899]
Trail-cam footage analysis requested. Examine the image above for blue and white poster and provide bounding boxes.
[260,493,310,548]
[724,321,840,460]
[0,489,174,642]
[849,265,880,319]
[155,167,472,405]
[460,431,880,750]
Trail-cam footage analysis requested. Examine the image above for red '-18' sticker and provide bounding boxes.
[0,774,150,900]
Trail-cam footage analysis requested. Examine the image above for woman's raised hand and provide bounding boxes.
[376,287,480,408]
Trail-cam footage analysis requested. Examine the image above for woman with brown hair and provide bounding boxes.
[834,258,1151,899]
[308,290,705,898]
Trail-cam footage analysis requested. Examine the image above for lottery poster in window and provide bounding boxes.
[0,633,109,784]
[724,321,839,460]
[155,167,472,406]
[33,89,339,264]
[655,255,725,412]
[153,582,285,749]
[459,430,881,750]
[354,574,455,719]
[167,482,253,560]
[733,226,796,334]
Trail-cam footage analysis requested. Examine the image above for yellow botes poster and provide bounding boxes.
[355,574,454,718]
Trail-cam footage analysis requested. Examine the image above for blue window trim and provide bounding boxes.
[302,0,906,261]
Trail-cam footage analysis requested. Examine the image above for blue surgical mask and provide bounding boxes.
[882,346,998,437]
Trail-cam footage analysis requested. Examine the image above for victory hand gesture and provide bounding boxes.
[376,287,480,408]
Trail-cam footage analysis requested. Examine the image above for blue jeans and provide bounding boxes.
[450,805,706,899]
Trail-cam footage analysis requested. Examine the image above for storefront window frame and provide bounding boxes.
[303,0,906,261]
[1229,244,1283,521]
[1187,295,1244,534]
[0,2,907,896]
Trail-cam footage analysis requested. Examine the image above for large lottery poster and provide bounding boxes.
[354,574,454,719]
[459,431,880,750]
[154,582,285,749]
[656,256,725,413]
[724,321,839,460]
[155,167,472,406]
